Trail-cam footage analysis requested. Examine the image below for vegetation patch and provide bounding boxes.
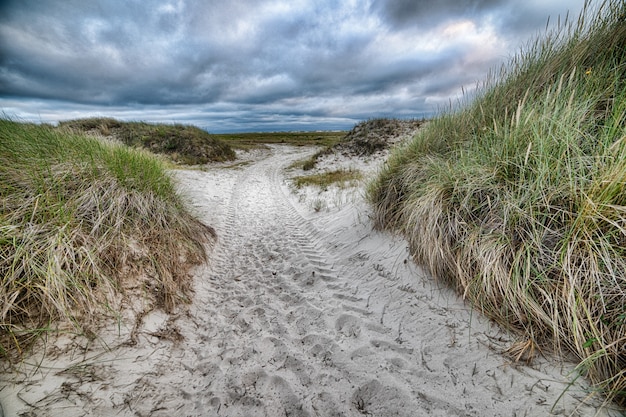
[293,168,362,190]
[59,117,236,165]
[0,119,213,362]
[300,118,424,171]
[368,0,625,406]
[336,118,424,156]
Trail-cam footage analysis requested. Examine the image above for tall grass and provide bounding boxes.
[0,119,213,361]
[369,0,626,406]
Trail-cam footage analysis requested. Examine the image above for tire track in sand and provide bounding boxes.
[1,146,617,417]
[153,145,613,417]
[163,146,466,417]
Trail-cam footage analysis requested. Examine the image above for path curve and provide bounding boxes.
[157,146,613,417]
[0,145,617,417]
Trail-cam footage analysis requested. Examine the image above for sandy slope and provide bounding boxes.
[0,145,622,417]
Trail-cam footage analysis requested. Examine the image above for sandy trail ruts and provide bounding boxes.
[0,145,619,417]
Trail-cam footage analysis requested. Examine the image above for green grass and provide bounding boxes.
[368,0,625,406]
[59,117,236,164]
[0,119,213,362]
[293,168,363,190]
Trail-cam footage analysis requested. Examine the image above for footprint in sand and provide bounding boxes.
[300,333,340,365]
[258,375,310,417]
[352,379,417,417]
[289,305,326,335]
[311,391,345,417]
[335,314,362,338]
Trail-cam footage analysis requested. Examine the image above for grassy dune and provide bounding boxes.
[297,118,424,171]
[0,119,213,361]
[369,0,625,405]
[60,117,236,164]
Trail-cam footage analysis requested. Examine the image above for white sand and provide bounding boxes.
[1,145,622,417]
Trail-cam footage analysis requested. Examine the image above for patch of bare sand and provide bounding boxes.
[1,145,623,417]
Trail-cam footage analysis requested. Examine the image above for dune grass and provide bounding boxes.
[0,119,213,362]
[368,0,626,406]
[59,117,236,164]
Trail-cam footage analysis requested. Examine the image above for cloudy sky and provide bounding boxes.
[0,0,588,132]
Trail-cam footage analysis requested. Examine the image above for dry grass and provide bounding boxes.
[1,119,214,362]
[369,0,626,407]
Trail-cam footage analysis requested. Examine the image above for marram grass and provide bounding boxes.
[0,119,213,361]
[369,0,626,406]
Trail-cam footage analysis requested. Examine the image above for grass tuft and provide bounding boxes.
[369,0,626,406]
[0,119,213,362]
[293,168,363,190]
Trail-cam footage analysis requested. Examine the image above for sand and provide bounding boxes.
[1,144,622,417]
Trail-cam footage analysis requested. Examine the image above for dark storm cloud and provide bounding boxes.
[371,0,502,28]
[371,0,590,52]
[0,0,587,131]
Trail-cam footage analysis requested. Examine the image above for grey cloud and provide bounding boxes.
[372,0,503,28]
[492,1,587,41]
[0,0,589,131]
[372,0,586,39]
[0,0,438,107]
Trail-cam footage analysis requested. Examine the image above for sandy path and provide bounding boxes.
[1,145,620,416]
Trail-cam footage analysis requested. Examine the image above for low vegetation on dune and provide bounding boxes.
[59,117,236,165]
[300,118,423,171]
[0,119,213,362]
[369,0,625,406]
[336,118,424,156]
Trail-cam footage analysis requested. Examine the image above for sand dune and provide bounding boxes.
[0,145,620,416]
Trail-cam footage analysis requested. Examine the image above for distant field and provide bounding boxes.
[213,131,348,149]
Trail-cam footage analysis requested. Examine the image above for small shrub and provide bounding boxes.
[312,198,326,212]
